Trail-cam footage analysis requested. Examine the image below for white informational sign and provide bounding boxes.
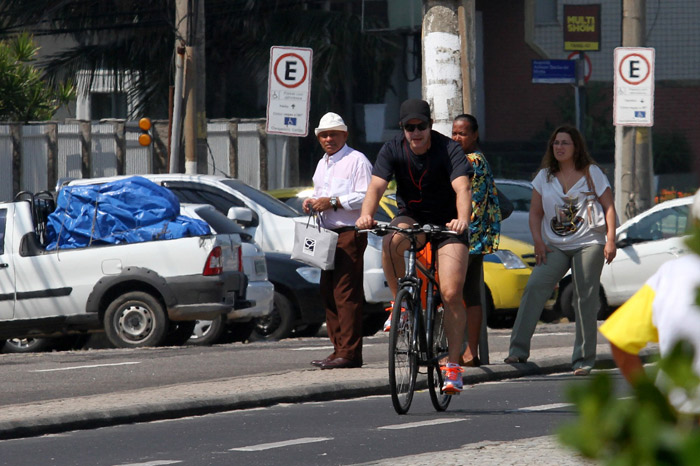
[613,47,655,126]
[266,46,313,137]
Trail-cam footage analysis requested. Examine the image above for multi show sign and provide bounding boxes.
[563,4,601,52]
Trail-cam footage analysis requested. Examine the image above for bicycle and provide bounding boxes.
[358,223,461,414]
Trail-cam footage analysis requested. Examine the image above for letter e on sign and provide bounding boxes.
[274,53,308,88]
[266,46,313,136]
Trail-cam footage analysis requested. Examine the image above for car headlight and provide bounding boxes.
[492,250,527,269]
[367,232,383,250]
[296,266,321,284]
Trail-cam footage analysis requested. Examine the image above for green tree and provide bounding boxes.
[0,33,73,122]
[0,1,399,123]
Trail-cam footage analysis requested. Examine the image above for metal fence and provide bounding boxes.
[0,118,299,202]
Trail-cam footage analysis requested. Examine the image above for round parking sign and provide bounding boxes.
[618,53,651,85]
[273,53,308,89]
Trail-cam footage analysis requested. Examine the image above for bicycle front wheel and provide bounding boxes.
[427,304,451,411]
[388,288,417,415]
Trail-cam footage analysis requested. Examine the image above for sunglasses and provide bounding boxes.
[402,122,429,132]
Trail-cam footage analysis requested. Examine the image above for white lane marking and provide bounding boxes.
[291,344,377,351]
[378,418,466,430]
[113,461,182,466]
[534,332,573,337]
[31,362,141,372]
[508,402,572,413]
[229,437,332,451]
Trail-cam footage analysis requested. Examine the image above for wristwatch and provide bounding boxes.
[330,197,338,211]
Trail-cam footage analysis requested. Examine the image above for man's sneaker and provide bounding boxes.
[383,301,407,332]
[441,363,464,395]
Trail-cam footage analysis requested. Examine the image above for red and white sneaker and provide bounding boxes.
[441,363,464,395]
[383,301,407,332]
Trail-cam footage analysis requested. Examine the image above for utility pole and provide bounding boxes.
[421,0,464,137]
[174,0,206,175]
[616,0,653,221]
[422,0,488,364]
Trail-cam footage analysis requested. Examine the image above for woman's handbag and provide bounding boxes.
[584,167,608,234]
[291,213,338,270]
[497,189,514,221]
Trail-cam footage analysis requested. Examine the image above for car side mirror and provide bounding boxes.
[227,206,253,225]
[616,230,629,248]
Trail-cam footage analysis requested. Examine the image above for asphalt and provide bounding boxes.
[0,340,658,443]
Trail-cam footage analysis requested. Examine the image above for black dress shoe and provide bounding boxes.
[320,357,359,370]
[310,356,335,367]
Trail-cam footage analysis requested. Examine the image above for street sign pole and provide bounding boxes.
[574,52,587,135]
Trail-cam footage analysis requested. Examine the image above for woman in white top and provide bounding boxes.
[504,125,617,375]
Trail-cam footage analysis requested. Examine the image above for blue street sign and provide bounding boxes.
[532,60,576,84]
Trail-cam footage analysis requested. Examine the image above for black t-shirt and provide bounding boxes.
[373,130,473,225]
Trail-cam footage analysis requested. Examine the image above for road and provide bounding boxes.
[0,370,626,465]
[0,324,578,406]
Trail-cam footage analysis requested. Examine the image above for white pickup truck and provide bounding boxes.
[0,194,248,348]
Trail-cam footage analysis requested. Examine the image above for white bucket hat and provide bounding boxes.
[314,112,347,136]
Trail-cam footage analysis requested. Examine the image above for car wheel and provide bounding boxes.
[558,282,608,322]
[103,291,168,348]
[250,291,296,341]
[2,337,52,353]
[187,316,227,346]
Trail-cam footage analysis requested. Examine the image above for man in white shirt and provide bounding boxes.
[303,112,372,369]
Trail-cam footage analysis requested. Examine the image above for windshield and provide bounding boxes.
[495,181,532,212]
[221,179,301,218]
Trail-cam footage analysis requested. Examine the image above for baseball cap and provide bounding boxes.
[399,99,431,126]
[314,112,347,136]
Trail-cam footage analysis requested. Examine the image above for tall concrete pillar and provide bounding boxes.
[616,0,653,221]
[422,0,464,137]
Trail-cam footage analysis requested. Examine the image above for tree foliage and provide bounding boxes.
[0,33,73,122]
[0,1,400,122]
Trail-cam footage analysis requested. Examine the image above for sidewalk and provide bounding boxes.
[0,342,640,441]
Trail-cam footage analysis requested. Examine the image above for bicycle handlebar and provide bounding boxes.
[355,223,461,238]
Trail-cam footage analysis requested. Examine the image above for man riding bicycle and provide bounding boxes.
[356,99,473,394]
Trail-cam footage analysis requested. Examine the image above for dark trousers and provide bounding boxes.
[320,229,367,364]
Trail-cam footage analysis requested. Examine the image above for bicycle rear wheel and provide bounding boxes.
[388,288,417,415]
[427,304,451,411]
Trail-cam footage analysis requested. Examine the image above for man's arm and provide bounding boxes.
[610,343,645,384]
[356,175,388,229]
[448,175,471,234]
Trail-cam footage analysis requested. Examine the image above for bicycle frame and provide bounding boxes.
[397,231,446,368]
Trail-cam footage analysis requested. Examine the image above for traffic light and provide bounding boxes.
[138,117,152,146]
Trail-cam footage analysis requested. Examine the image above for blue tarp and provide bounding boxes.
[46,176,210,250]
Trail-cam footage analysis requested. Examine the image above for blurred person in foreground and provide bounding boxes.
[600,189,700,413]
[451,114,501,367]
[504,125,617,375]
[356,98,473,394]
[303,112,372,370]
